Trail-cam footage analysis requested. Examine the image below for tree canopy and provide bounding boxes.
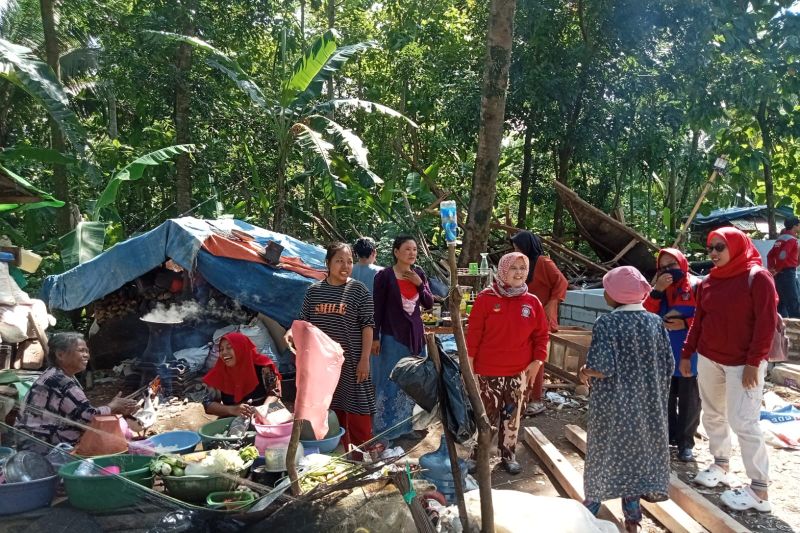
[1,0,800,280]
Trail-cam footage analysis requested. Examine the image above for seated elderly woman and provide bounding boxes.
[202,332,281,418]
[15,332,139,447]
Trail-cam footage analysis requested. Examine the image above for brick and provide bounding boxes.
[563,291,585,306]
[584,292,611,311]
[571,308,597,324]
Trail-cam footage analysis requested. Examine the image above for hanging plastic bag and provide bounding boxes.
[390,356,439,412]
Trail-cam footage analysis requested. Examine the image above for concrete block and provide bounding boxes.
[571,308,597,325]
[559,306,572,320]
[563,291,585,306]
[584,292,611,311]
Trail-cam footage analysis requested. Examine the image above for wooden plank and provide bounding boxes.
[770,363,800,390]
[564,425,721,533]
[669,475,751,533]
[522,427,624,531]
[544,362,580,384]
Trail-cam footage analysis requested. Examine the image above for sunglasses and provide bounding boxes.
[706,243,727,253]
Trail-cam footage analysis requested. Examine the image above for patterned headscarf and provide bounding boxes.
[491,252,530,298]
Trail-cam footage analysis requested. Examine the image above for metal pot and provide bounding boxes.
[3,451,56,483]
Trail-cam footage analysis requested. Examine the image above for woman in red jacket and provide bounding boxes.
[511,231,568,416]
[467,252,550,474]
[681,227,777,513]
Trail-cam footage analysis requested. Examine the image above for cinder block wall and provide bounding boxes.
[559,289,611,329]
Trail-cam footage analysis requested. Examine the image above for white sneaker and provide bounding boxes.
[720,487,772,513]
[693,464,741,488]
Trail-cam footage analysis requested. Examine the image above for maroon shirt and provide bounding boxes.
[681,269,777,367]
[373,266,434,354]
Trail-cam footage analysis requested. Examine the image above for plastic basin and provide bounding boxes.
[59,454,154,511]
[206,490,255,511]
[198,418,254,450]
[300,427,345,454]
[0,475,58,515]
[253,420,293,438]
[149,431,201,455]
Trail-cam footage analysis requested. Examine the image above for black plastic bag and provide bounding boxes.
[389,339,476,444]
[389,356,438,412]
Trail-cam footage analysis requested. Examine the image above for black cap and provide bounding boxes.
[785,216,800,229]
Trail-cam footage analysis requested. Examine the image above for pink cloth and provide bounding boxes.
[291,320,345,440]
[491,252,529,298]
[603,266,651,305]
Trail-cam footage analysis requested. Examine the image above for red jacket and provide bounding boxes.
[681,269,777,367]
[767,230,799,272]
[467,289,550,376]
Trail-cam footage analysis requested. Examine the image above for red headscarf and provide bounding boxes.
[707,227,762,279]
[202,332,280,403]
[658,247,691,289]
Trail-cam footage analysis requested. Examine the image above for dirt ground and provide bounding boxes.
[85,378,800,533]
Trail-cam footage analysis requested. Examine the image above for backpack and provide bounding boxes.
[748,267,789,362]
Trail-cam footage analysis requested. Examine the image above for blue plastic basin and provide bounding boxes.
[148,430,201,455]
[0,475,58,515]
[299,427,345,454]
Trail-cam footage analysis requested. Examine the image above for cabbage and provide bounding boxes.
[183,449,245,476]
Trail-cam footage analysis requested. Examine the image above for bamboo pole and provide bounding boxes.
[446,242,495,533]
[425,334,470,533]
[286,418,303,496]
[672,157,727,250]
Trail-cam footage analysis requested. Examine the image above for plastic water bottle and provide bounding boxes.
[75,459,96,477]
[479,253,489,275]
[439,201,458,243]
[227,400,253,437]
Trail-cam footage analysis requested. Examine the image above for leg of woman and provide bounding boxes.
[497,374,524,463]
[725,363,769,495]
[334,409,352,451]
[677,376,701,453]
[668,376,679,446]
[621,496,643,531]
[371,334,415,441]
[697,355,732,471]
[472,375,502,459]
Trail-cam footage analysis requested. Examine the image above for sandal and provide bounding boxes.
[693,464,740,488]
[720,487,772,513]
[524,402,546,417]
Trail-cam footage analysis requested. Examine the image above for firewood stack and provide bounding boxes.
[782,318,800,362]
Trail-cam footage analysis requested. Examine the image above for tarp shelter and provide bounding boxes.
[41,217,326,327]
[0,164,65,212]
[691,205,795,233]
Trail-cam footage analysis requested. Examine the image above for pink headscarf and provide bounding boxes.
[491,252,530,298]
[602,266,651,305]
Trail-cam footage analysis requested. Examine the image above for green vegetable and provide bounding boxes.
[171,466,185,477]
[239,445,258,463]
[149,454,187,477]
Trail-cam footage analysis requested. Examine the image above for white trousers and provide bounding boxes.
[697,355,770,486]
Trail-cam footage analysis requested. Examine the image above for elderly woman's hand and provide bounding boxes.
[108,392,139,416]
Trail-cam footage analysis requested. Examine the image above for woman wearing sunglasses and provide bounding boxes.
[680,227,777,512]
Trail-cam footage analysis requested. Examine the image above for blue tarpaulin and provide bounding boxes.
[692,205,795,228]
[41,217,326,327]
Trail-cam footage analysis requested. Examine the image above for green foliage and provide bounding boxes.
[59,221,106,269]
[0,38,87,153]
[93,144,197,220]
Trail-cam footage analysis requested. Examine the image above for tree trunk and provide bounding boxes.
[552,144,573,239]
[326,0,335,106]
[272,135,290,231]
[40,0,72,234]
[756,98,777,238]
[516,121,533,227]
[107,87,118,139]
[460,0,516,267]
[174,9,194,215]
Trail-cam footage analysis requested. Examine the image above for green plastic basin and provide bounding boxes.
[59,454,154,511]
[198,418,255,449]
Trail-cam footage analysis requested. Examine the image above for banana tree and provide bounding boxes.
[59,144,197,270]
[146,29,416,231]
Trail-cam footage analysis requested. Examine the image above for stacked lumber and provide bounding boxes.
[524,425,752,533]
